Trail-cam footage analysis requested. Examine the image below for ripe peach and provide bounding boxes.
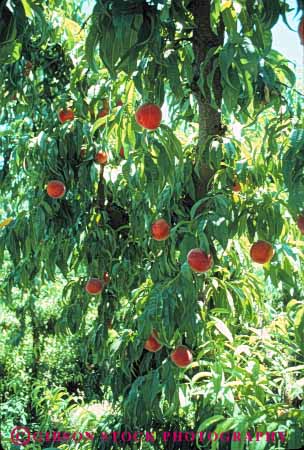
[250,240,274,264]
[46,180,66,199]
[95,151,108,165]
[119,147,125,158]
[232,182,241,192]
[151,219,170,241]
[144,330,162,352]
[58,108,74,123]
[187,248,213,273]
[97,108,109,118]
[135,103,162,130]
[297,215,304,234]
[171,345,193,368]
[85,278,103,295]
[116,100,123,107]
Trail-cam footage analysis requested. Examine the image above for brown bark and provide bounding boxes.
[189,0,225,199]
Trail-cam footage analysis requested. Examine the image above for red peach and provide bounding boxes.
[144,330,162,352]
[58,108,74,123]
[151,219,170,241]
[171,345,193,368]
[85,278,103,295]
[232,182,241,192]
[46,180,66,199]
[250,240,274,264]
[187,248,213,273]
[297,215,304,234]
[135,103,162,130]
[97,108,109,118]
[95,151,108,165]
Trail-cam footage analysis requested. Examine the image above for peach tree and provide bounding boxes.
[1,1,304,449]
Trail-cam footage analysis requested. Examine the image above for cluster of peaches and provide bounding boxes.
[144,331,193,369]
[44,99,304,369]
[151,218,304,269]
[46,102,162,287]
[46,102,161,200]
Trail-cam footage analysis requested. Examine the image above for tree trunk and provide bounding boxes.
[188,4,225,426]
[189,0,225,199]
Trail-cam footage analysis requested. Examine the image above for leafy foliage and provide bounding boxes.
[0,1,304,450]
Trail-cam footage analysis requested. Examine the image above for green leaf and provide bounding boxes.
[21,0,33,17]
[213,318,233,343]
[219,45,236,89]
[222,7,237,37]
[198,47,219,98]
[179,233,197,262]
[197,415,225,431]
[180,261,193,282]
[85,24,100,72]
[91,113,115,135]
[165,53,182,98]
[190,199,207,219]
[230,420,248,450]
[294,306,304,347]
